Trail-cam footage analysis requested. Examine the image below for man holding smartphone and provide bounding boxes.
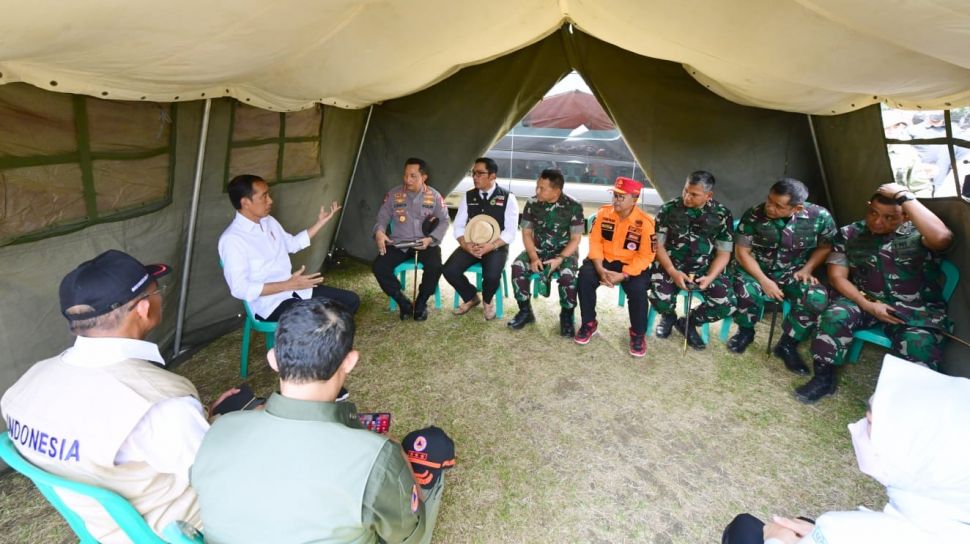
[192,299,454,544]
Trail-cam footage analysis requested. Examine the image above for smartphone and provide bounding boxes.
[358,412,392,434]
[211,383,263,416]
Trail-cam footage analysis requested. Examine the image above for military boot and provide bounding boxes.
[674,316,706,350]
[507,300,535,330]
[394,294,413,320]
[559,308,575,337]
[726,327,755,354]
[773,336,810,375]
[654,313,677,338]
[794,359,837,403]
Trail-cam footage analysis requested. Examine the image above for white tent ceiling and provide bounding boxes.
[2,0,970,114]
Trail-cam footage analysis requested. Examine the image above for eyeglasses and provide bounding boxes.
[470,170,490,177]
[133,284,167,304]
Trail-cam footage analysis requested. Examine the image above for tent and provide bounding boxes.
[2,1,970,406]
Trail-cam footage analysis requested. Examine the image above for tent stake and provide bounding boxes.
[173,98,212,358]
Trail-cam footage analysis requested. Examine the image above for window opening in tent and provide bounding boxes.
[881,106,970,199]
[446,72,660,218]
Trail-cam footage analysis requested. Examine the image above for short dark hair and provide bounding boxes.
[274,299,355,384]
[475,157,498,175]
[227,174,265,210]
[769,178,809,206]
[869,192,900,207]
[405,157,428,176]
[539,168,565,190]
[687,170,716,192]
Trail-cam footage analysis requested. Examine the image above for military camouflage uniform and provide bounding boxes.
[811,220,950,369]
[648,197,735,323]
[732,202,836,341]
[510,193,585,309]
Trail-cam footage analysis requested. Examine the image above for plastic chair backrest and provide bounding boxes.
[941,259,959,300]
[0,434,168,544]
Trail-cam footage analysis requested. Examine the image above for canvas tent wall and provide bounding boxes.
[0,88,367,398]
[3,1,970,404]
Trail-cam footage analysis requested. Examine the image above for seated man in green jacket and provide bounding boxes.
[191,299,453,544]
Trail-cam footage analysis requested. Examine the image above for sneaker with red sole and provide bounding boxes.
[629,329,647,357]
[574,320,598,345]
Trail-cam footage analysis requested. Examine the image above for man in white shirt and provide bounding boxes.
[218,174,360,322]
[442,158,519,320]
[1,250,238,543]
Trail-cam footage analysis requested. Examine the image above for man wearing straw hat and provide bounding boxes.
[442,157,519,320]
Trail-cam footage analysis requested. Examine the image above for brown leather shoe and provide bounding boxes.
[483,300,496,320]
[453,295,481,315]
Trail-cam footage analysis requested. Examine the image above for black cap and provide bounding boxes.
[402,426,455,489]
[59,249,171,321]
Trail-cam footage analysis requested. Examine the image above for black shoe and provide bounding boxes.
[726,327,755,354]
[508,306,535,330]
[654,313,677,339]
[773,337,809,375]
[794,362,837,403]
[396,297,413,320]
[413,301,428,321]
[559,309,575,337]
[674,317,706,350]
[336,386,350,402]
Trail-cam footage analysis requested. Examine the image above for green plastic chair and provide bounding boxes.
[451,262,508,318]
[718,299,791,343]
[239,298,276,378]
[530,270,560,297]
[219,260,275,378]
[388,261,442,311]
[845,259,959,363]
[0,434,199,543]
[645,290,711,344]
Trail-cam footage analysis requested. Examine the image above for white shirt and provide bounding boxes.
[452,185,519,245]
[62,336,208,476]
[218,212,311,318]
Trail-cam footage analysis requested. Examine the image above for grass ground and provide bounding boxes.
[0,259,887,544]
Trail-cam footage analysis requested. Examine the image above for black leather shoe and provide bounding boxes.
[654,314,677,339]
[396,297,413,320]
[674,317,706,350]
[794,364,837,403]
[559,309,575,337]
[508,308,535,330]
[726,327,755,354]
[413,302,428,321]
[773,337,810,375]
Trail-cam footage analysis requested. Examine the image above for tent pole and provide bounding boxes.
[806,114,835,213]
[334,105,374,241]
[173,98,213,358]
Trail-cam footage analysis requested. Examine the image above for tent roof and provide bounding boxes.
[2,1,970,114]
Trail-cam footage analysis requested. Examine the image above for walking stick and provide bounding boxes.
[683,274,697,355]
[765,301,779,357]
[411,249,420,319]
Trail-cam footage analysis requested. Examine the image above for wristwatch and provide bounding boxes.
[894,191,916,205]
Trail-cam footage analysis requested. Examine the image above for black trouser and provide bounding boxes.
[577,258,649,335]
[721,513,765,544]
[442,247,508,304]
[372,246,443,306]
[257,285,361,322]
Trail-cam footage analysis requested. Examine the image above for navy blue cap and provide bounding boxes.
[59,249,170,321]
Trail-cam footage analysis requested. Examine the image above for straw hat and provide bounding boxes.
[464,215,501,244]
